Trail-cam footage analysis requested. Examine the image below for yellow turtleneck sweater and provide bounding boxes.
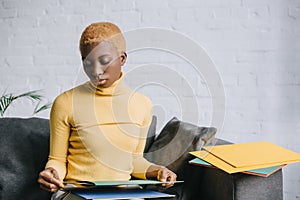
[45,74,153,182]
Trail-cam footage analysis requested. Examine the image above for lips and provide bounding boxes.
[98,79,107,85]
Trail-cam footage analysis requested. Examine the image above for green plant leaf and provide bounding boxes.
[0,90,51,117]
[34,102,52,114]
[16,90,43,101]
[0,94,14,116]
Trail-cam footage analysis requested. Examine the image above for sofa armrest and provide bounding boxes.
[144,118,283,200]
[195,163,283,200]
[189,138,283,200]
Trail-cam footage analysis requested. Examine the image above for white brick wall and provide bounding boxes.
[0,0,299,199]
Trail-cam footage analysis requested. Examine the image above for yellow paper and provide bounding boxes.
[190,150,295,174]
[202,141,300,168]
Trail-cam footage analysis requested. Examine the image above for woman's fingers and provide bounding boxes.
[146,165,177,188]
[38,167,62,192]
[48,168,64,188]
[157,167,177,188]
[38,178,59,193]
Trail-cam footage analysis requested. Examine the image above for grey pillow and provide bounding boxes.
[144,117,217,175]
[144,115,157,153]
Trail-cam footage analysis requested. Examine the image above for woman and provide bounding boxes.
[38,22,177,199]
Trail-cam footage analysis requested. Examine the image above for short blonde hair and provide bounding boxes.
[79,22,126,57]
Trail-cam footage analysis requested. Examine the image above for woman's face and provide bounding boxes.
[82,41,126,88]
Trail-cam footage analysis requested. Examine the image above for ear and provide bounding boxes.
[120,52,127,66]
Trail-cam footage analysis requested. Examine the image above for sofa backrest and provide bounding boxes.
[0,117,52,200]
[0,116,157,200]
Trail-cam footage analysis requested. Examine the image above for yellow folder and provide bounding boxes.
[190,141,300,174]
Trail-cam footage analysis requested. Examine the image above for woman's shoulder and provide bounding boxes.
[54,88,72,102]
[129,90,152,107]
[54,82,89,103]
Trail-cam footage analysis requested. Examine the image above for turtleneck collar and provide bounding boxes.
[87,72,127,96]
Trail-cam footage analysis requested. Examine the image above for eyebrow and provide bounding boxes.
[82,54,112,61]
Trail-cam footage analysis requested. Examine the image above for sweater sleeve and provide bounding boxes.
[131,96,154,179]
[45,92,72,181]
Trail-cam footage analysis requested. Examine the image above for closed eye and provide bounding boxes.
[99,58,111,65]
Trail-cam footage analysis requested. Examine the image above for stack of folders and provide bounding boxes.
[189,141,300,177]
[60,180,183,200]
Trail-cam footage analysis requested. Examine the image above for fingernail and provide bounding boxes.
[59,183,65,188]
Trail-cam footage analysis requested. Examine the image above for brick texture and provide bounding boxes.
[0,0,299,199]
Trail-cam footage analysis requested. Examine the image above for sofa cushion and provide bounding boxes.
[143,117,217,200]
[144,117,217,174]
[144,115,157,153]
[0,117,52,200]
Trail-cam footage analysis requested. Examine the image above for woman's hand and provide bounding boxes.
[38,167,63,193]
[146,165,177,188]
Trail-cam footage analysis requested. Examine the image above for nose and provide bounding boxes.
[92,63,104,77]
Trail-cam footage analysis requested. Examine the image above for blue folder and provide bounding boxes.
[189,157,285,177]
[71,188,175,199]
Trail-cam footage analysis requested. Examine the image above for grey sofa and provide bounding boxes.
[0,117,283,200]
